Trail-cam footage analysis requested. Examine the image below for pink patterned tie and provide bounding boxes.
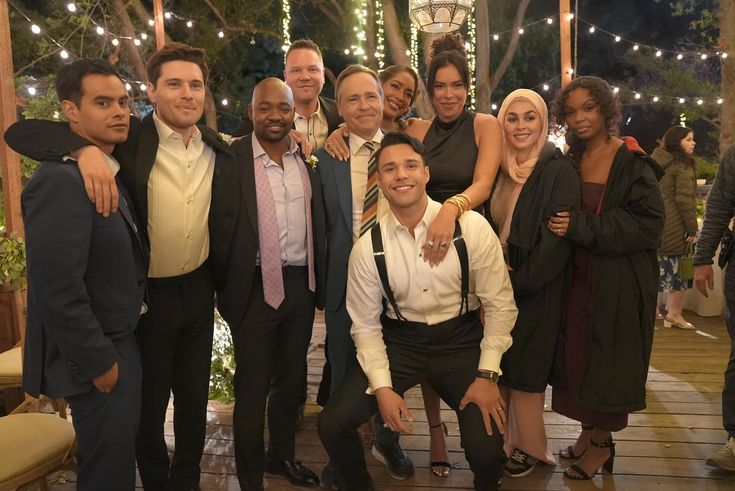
[253,154,285,309]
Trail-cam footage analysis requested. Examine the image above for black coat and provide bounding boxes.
[4,114,240,295]
[552,144,665,413]
[217,135,327,328]
[489,144,581,392]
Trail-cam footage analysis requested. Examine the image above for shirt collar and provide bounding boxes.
[152,110,202,143]
[295,98,326,123]
[62,153,120,176]
[252,134,300,163]
[348,128,384,155]
[384,198,441,234]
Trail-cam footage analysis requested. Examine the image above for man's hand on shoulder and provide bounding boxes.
[92,361,119,393]
[75,146,119,217]
[374,386,414,434]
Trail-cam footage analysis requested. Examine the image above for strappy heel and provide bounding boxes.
[428,422,451,477]
[559,424,593,459]
[563,436,615,480]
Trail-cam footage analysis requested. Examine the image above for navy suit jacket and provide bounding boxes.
[315,144,356,312]
[22,162,148,398]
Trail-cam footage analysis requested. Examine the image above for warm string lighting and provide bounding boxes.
[410,24,419,71]
[466,6,477,109]
[579,17,729,61]
[375,0,385,69]
[351,1,369,61]
[281,0,291,54]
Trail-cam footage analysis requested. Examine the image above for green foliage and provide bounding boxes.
[209,312,235,403]
[0,233,26,291]
[696,155,719,183]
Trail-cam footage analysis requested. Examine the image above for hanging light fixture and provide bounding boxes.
[408,0,474,33]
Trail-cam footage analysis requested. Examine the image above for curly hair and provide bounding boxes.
[426,33,470,101]
[551,76,622,166]
[661,125,695,168]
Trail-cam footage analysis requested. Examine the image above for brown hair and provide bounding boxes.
[426,33,470,101]
[335,64,383,103]
[661,125,696,168]
[146,42,208,87]
[285,39,323,63]
[379,65,420,107]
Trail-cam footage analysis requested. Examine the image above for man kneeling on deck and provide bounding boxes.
[317,132,518,491]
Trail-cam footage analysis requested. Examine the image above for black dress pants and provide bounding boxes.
[318,310,506,491]
[724,264,735,439]
[135,263,215,491]
[66,335,141,491]
[231,266,315,490]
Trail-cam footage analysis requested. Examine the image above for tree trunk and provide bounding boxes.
[720,0,734,158]
[382,0,433,118]
[110,0,148,81]
[475,0,530,113]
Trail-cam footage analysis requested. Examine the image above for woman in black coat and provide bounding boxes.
[548,76,664,480]
[489,89,580,478]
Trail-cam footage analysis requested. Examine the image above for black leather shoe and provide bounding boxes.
[320,461,340,490]
[371,442,415,480]
[265,455,320,487]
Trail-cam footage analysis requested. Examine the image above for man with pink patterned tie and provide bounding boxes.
[218,78,326,490]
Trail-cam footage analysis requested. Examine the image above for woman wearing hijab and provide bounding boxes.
[489,89,580,478]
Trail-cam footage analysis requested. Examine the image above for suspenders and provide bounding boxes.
[371,220,470,320]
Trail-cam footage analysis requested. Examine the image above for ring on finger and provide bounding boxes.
[439,241,448,248]
[426,240,435,248]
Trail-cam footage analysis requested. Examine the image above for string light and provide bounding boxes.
[26,87,36,95]
[375,0,385,69]
[148,19,154,27]
[164,12,172,20]
[186,20,193,28]
[66,3,76,13]
[281,0,291,54]
[633,44,639,51]
[352,1,369,61]
[218,30,225,39]
[140,33,147,40]
[467,5,476,109]
[546,17,553,25]
[111,38,119,46]
[410,24,418,71]
[30,24,41,34]
[59,50,69,59]
[96,26,104,35]
[133,38,141,46]
[140,84,147,91]
[125,83,132,91]
[615,35,621,42]
[653,96,659,102]
[588,26,595,34]
[542,84,549,91]
[221,98,228,106]
[493,34,499,41]
[718,98,724,104]
[655,50,662,57]
[518,27,524,35]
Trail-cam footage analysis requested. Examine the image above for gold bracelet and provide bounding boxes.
[445,197,465,217]
[455,193,472,211]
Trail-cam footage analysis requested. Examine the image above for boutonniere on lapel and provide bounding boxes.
[304,154,319,172]
[217,132,234,145]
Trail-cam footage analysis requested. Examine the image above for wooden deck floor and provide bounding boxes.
[50,310,735,490]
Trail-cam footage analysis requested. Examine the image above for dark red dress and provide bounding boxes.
[551,182,629,432]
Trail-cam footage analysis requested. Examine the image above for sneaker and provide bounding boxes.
[320,461,340,490]
[705,437,735,471]
[371,442,415,480]
[505,448,538,478]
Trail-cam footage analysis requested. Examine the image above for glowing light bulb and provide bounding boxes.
[677,53,684,60]
[31,24,41,34]
[67,3,76,13]
[111,38,119,46]
[656,50,662,57]
[493,34,499,41]
[722,53,729,59]
[140,33,147,40]
[613,87,620,94]
[186,20,193,28]
[701,53,708,60]
[717,98,724,104]
[679,97,685,104]
[59,50,69,59]
[221,99,228,106]
[697,99,704,105]
[148,19,155,27]
[542,84,549,91]
[614,35,621,42]
[164,12,172,20]
[653,96,659,102]
[140,84,147,92]
[635,93,641,99]
[125,83,132,91]
[96,26,104,35]
[218,31,225,38]
[133,38,141,46]
[588,27,595,34]
[491,104,498,111]
[518,28,524,35]
[567,13,574,21]
[546,18,553,25]
[633,45,639,51]
[27,87,36,96]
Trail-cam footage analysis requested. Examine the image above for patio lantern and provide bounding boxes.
[408,0,474,33]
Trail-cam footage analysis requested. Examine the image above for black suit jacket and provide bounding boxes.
[234,96,343,140]
[4,114,240,292]
[217,135,327,328]
[22,162,148,398]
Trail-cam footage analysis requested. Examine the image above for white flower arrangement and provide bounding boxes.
[305,154,319,172]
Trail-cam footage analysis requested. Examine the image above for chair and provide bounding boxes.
[0,413,76,491]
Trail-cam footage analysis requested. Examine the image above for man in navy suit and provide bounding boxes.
[19,59,148,490]
[314,65,414,486]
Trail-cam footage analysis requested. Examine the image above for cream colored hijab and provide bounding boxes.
[493,89,549,247]
[497,88,549,184]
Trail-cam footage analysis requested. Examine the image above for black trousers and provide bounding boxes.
[724,264,735,439]
[135,263,215,491]
[66,335,141,491]
[318,310,506,491]
[231,266,315,490]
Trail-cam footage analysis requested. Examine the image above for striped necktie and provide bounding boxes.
[360,141,378,236]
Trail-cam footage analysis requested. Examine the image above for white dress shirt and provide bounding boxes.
[349,130,388,242]
[252,135,308,266]
[346,198,517,393]
[147,112,215,278]
[294,99,328,149]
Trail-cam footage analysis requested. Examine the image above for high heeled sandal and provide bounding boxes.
[428,422,451,478]
[563,436,615,480]
[559,425,593,459]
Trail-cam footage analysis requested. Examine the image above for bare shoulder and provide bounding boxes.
[405,118,433,141]
[474,112,500,130]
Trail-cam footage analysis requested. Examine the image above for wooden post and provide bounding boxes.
[560,0,573,88]
[0,0,23,237]
[153,0,165,50]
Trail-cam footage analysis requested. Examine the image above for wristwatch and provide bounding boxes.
[475,369,499,384]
